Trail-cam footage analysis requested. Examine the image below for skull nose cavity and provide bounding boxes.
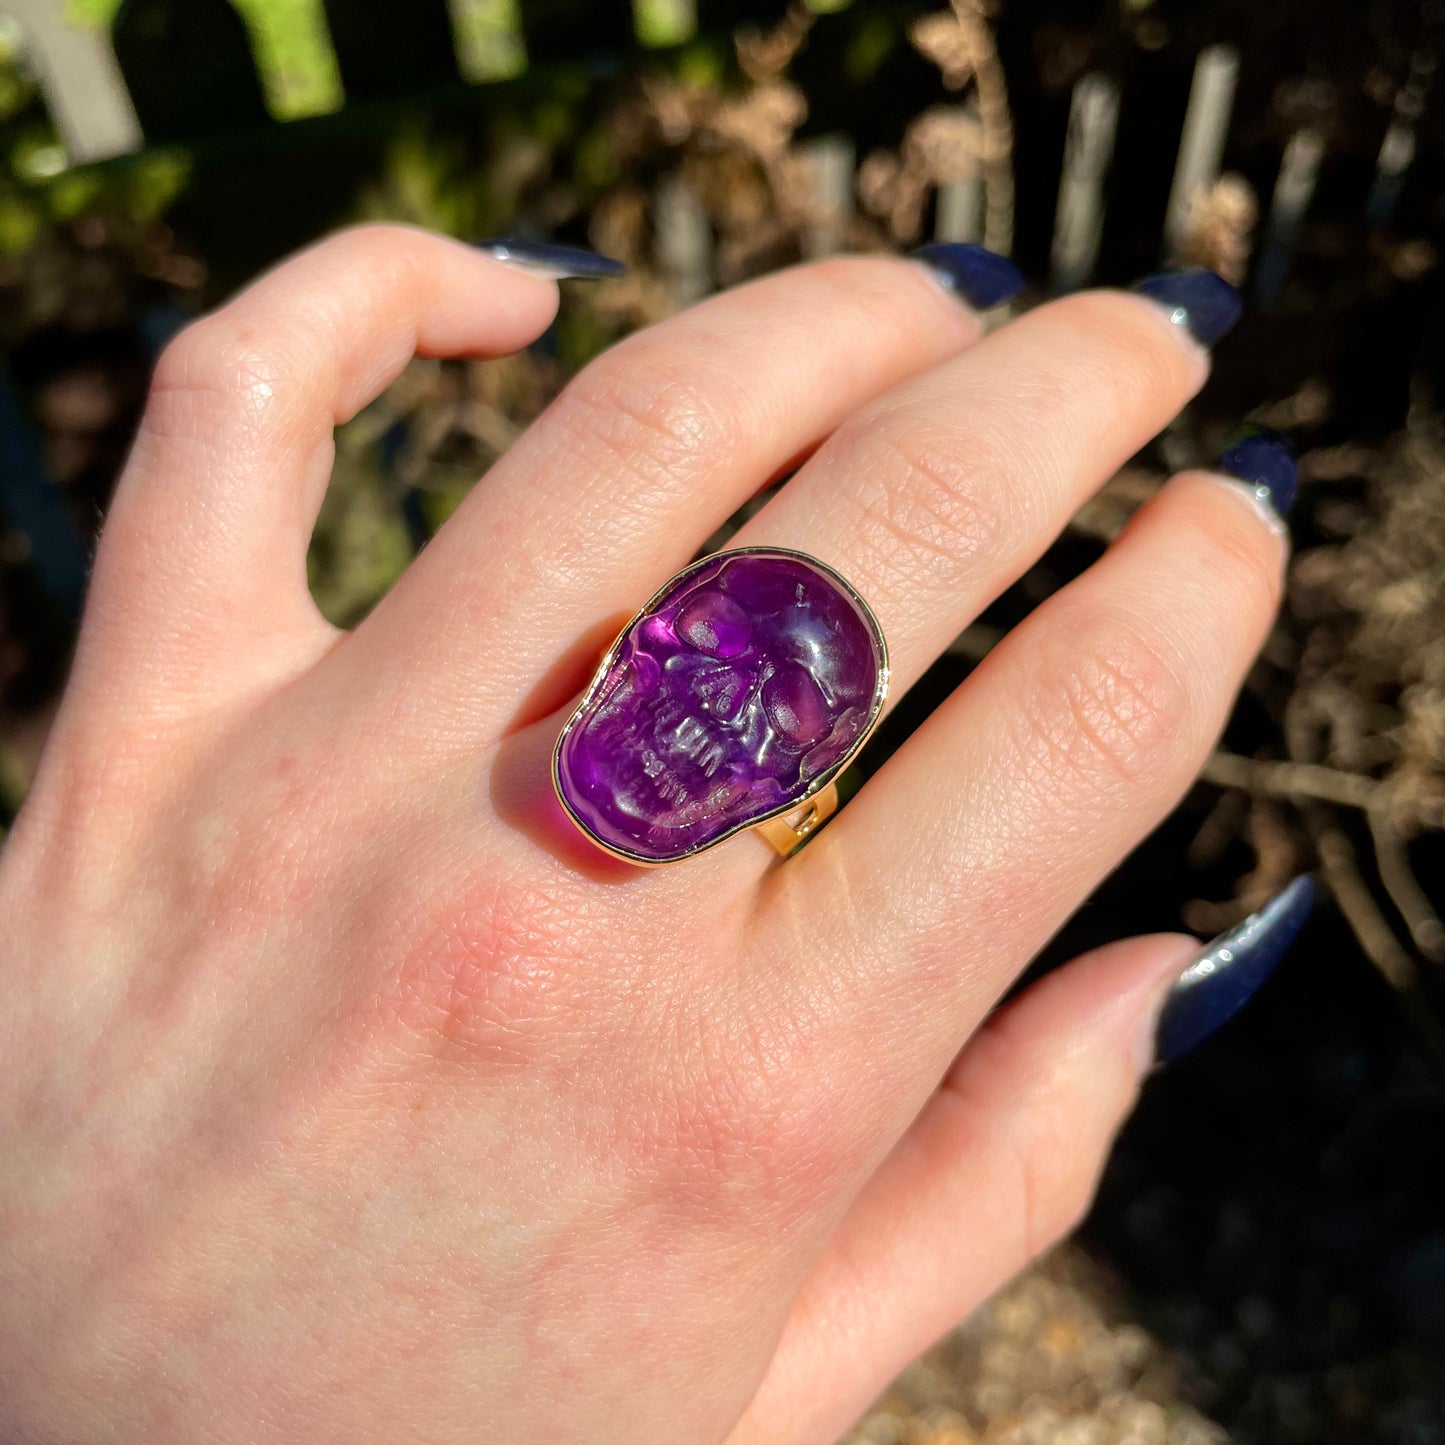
[676,589,752,658]
[694,664,755,722]
[763,663,830,747]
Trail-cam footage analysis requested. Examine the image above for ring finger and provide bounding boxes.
[753,450,1291,1159]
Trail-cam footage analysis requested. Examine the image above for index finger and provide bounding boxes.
[81,226,561,706]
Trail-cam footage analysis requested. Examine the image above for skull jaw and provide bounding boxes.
[556,690,876,863]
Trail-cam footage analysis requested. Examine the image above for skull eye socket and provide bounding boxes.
[675,589,752,658]
[762,663,830,747]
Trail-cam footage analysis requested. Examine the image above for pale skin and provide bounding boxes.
[0,227,1285,1444]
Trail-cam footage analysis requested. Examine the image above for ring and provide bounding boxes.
[553,547,889,865]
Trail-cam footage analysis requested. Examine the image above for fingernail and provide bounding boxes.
[911,243,1025,310]
[475,239,626,281]
[1131,266,1242,348]
[1215,424,1299,520]
[1153,876,1315,1065]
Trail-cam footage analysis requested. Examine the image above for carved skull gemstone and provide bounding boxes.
[554,548,888,864]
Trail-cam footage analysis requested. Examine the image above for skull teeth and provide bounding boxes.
[669,717,726,779]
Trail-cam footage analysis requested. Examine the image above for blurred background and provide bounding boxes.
[2,0,1444,1439]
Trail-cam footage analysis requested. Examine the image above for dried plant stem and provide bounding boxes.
[947,620,1004,660]
[1206,751,1445,970]
[1308,812,1418,990]
[954,2,1014,254]
[1368,806,1445,963]
[1187,787,1252,869]
[1308,808,1445,1076]
[1201,751,1382,810]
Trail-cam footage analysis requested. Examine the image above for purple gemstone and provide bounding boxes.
[554,548,887,863]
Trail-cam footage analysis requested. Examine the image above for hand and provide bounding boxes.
[0,227,1301,1445]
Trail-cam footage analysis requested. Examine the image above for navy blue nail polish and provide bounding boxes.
[1132,266,1241,348]
[1154,876,1315,1064]
[475,239,626,281]
[911,243,1025,310]
[1218,425,1299,518]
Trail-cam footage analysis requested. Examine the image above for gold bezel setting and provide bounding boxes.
[551,547,889,866]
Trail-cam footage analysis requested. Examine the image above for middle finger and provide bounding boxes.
[351,252,1003,741]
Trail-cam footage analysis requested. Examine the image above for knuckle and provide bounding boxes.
[803,254,931,338]
[803,253,875,296]
[962,1016,1105,1259]
[6,730,168,895]
[316,223,429,296]
[1020,612,1192,796]
[652,990,839,1210]
[948,1004,1133,1265]
[791,255,869,316]
[371,874,594,1072]
[1009,1123,1099,1260]
[146,317,294,444]
[554,343,737,491]
[1191,486,1285,618]
[141,227,429,450]
[847,414,1009,587]
[328,220,422,257]
[1048,289,1193,404]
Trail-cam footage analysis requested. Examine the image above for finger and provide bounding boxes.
[763,463,1288,1128]
[728,931,1207,1445]
[732,933,1194,1445]
[729,276,1226,702]
[353,250,1012,737]
[82,225,561,705]
[734,875,1313,1445]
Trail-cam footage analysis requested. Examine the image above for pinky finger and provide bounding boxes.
[729,878,1314,1445]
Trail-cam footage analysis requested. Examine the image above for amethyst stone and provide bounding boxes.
[554,548,888,863]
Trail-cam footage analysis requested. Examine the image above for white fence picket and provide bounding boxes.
[935,100,984,243]
[801,134,855,258]
[1367,45,1434,227]
[1368,121,1415,228]
[0,0,141,163]
[1050,72,1119,291]
[1164,44,1239,261]
[1256,128,1324,308]
[446,0,528,82]
[936,175,984,243]
[634,0,697,48]
[655,172,713,304]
